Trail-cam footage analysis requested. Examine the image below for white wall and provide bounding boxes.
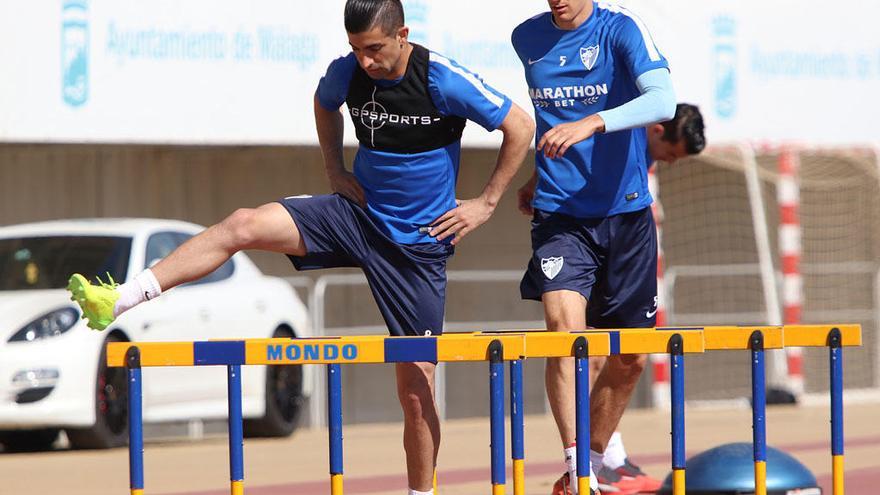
[2,1,877,145]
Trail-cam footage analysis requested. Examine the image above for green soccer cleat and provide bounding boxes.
[67,273,120,331]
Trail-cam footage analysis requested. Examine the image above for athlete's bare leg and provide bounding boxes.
[544,290,588,446]
[589,356,605,389]
[396,362,441,491]
[150,203,305,289]
[544,290,647,452]
[589,353,647,452]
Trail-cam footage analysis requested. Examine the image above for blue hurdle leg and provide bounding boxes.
[670,334,685,495]
[829,328,844,495]
[750,331,767,495]
[489,340,506,495]
[510,360,525,495]
[228,365,244,495]
[573,336,590,495]
[328,364,344,495]
[126,347,144,495]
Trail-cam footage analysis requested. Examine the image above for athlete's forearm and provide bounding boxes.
[596,68,676,133]
[313,92,347,177]
[575,114,607,134]
[480,104,535,207]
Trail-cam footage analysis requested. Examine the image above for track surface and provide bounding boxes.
[2,403,878,494]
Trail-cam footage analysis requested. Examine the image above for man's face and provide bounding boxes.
[347,25,408,79]
[647,124,690,164]
[547,0,591,25]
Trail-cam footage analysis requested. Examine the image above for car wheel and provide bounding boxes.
[66,334,129,449]
[0,429,60,452]
[243,326,304,438]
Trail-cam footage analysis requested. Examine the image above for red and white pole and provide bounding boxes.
[649,167,671,407]
[778,149,804,394]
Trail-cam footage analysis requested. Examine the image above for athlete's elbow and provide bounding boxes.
[519,116,536,144]
[656,90,677,122]
[659,98,676,122]
[500,104,535,145]
[525,111,537,137]
[514,105,537,141]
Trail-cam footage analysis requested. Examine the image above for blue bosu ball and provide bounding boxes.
[657,442,821,494]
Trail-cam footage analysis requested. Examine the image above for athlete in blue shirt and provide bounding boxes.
[520,103,707,495]
[512,2,676,494]
[67,2,534,493]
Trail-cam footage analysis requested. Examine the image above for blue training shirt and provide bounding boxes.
[316,50,512,244]
[512,2,669,218]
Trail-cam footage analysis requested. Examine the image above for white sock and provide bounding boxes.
[114,269,162,317]
[564,444,577,490]
[590,449,605,476]
[603,431,628,469]
[564,444,599,493]
[408,490,433,495]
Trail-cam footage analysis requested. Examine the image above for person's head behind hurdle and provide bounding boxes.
[647,103,706,164]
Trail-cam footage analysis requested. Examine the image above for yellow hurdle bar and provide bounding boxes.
[664,324,860,349]
[231,480,243,495]
[781,324,861,347]
[107,325,860,367]
[437,333,526,361]
[109,333,533,367]
[477,329,704,357]
[524,330,610,357]
[248,336,388,365]
[108,329,712,367]
[617,329,704,354]
[107,341,194,367]
[685,326,785,350]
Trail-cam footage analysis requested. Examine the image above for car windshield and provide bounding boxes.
[0,236,132,291]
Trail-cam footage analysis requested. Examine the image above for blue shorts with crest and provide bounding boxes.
[278,194,453,337]
[520,207,658,328]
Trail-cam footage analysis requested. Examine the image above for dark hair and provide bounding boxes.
[661,103,706,155]
[344,0,405,35]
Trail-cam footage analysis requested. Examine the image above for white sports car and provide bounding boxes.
[0,218,312,451]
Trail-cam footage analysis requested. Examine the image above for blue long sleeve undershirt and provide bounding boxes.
[596,68,676,133]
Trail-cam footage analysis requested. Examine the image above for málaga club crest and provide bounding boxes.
[580,45,600,70]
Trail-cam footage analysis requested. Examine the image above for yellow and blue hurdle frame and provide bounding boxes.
[228,364,244,495]
[125,347,144,495]
[670,333,686,495]
[574,336,591,495]
[509,359,524,495]
[108,324,859,495]
[829,328,845,495]
[751,331,768,495]
[489,340,506,495]
[328,363,343,495]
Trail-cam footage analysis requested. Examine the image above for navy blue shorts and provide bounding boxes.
[520,207,658,328]
[278,194,454,337]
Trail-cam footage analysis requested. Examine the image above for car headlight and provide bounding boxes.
[8,307,80,343]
